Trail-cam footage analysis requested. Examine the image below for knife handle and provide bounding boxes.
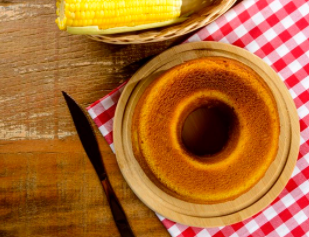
[101,178,135,237]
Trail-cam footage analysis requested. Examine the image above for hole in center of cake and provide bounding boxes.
[181,101,236,156]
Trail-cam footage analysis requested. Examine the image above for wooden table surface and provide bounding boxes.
[0,1,190,236]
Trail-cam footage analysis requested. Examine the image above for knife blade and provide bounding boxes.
[62,91,135,237]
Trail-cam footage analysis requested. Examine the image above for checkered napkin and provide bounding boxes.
[87,0,309,236]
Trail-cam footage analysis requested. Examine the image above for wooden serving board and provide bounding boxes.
[113,42,300,227]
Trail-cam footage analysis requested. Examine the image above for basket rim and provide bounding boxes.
[87,0,237,44]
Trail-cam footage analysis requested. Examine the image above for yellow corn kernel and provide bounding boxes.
[75,2,81,11]
[56,0,182,30]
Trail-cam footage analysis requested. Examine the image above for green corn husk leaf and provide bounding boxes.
[67,16,189,35]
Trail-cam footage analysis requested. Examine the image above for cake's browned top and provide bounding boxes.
[131,57,280,204]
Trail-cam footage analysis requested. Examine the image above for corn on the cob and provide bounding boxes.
[56,0,184,34]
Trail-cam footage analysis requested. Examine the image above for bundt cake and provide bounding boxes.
[131,57,280,204]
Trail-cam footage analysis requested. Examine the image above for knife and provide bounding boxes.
[62,91,135,237]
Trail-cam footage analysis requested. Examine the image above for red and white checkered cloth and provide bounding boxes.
[87,0,309,236]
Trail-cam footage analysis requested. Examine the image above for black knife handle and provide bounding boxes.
[101,178,135,237]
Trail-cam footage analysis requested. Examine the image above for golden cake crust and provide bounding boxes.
[131,57,280,204]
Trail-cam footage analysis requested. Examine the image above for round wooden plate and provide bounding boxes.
[114,42,300,227]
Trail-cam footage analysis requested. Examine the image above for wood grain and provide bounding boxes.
[114,42,300,227]
[0,0,183,236]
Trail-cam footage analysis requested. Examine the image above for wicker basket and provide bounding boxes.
[87,0,236,44]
